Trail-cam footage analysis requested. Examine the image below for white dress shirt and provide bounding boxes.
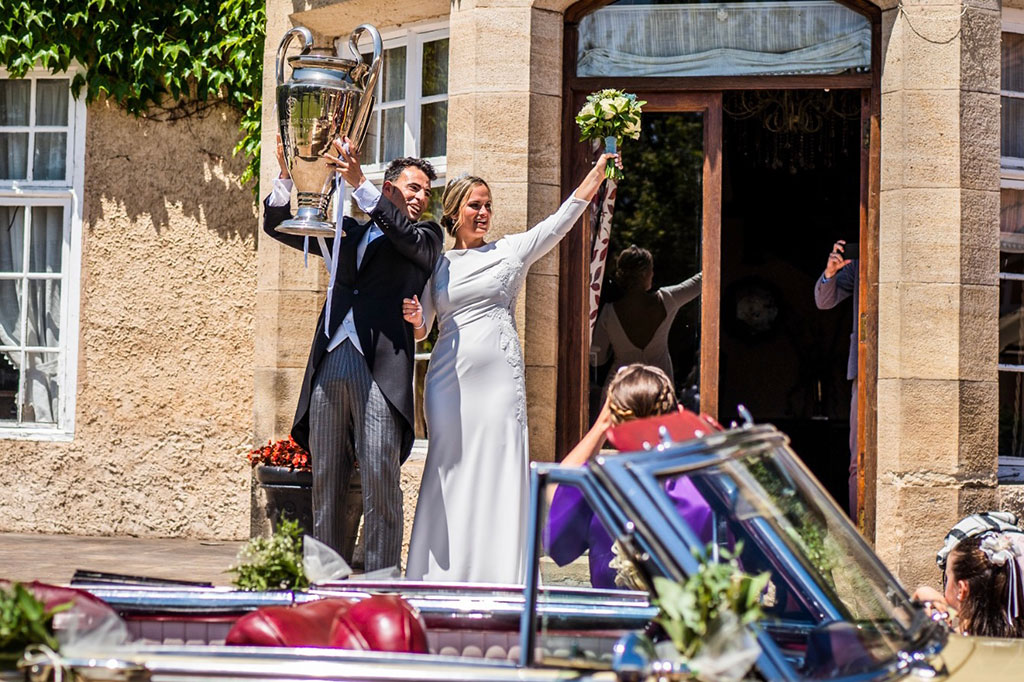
[268,177,384,356]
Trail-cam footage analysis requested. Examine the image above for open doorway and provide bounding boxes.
[719,89,861,510]
[589,111,705,419]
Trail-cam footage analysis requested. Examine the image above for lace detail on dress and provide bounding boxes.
[490,255,527,304]
[489,254,527,427]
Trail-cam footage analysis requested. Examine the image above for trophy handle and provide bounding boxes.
[276,26,314,86]
[346,24,383,150]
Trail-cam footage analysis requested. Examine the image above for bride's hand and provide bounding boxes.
[402,295,424,328]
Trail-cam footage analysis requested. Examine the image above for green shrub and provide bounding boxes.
[230,516,309,591]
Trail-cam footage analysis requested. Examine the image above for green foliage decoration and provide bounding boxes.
[0,582,71,669]
[230,516,310,591]
[0,0,266,189]
[653,543,769,661]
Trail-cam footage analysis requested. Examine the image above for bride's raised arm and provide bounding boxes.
[508,153,621,267]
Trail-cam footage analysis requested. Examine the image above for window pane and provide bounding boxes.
[1002,97,1024,159]
[1000,276,1024,366]
[25,280,60,347]
[1001,189,1024,259]
[0,133,28,179]
[0,351,17,421]
[419,181,444,223]
[420,101,447,158]
[30,207,63,274]
[21,351,58,424]
[0,280,23,345]
[382,46,406,103]
[422,39,449,97]
[35,80,69,126]
[0,80,30,126]
[383,107,405,162]
[1004,32,1024,93]
[33,132,67,180]
[0,205,25,274]
[360,110,380,165]
[1000,371,1024,457]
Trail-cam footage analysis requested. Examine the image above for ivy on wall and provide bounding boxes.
[0,0,266,189]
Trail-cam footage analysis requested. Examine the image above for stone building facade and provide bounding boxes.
[0,81,257,540]
[257,0,1024,590]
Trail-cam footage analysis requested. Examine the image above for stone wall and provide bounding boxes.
[0,101,257,539]
[873,0,1001,588]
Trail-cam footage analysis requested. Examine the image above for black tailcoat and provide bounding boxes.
[263,196,442,462]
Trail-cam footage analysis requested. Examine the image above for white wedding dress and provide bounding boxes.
[405,195,590,584]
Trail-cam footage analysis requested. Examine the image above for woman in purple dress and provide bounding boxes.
[544,364,713,589]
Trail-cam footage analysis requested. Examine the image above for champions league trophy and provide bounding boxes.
[275,24,383,237]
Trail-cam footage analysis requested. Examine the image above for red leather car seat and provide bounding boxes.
[606,409,722,452]
[226,595,429,654]
[329,594,429,653]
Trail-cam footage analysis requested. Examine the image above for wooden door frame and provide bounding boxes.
[558,4,881,541]
[556,88,722,457]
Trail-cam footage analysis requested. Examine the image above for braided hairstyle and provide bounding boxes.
[440,175,490,236]
[606,364,678,425]
[615,245,654,292]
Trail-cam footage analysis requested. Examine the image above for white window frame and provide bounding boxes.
[341,19,450,186]
[0,67,85,440]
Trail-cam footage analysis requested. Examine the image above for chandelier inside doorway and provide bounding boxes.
[724,90,861,172]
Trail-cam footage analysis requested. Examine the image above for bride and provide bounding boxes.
[403,153,621,583]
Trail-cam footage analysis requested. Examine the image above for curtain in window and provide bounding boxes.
[25,207,61,423]
[0,205,61,423]
[0,80,29,179]
[577,2,871,77]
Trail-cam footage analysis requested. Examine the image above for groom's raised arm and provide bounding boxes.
[370,196,443,273]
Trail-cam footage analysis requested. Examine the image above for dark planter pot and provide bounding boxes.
[255,465,313,536]
[254,466,363,567]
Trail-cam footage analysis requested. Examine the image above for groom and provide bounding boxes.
[263,137,443,570]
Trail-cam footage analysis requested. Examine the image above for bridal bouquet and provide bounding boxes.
[575,88,645,180]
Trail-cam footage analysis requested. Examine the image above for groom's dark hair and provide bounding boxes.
[384,157,437,184]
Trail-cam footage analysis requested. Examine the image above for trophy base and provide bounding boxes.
[275,219,342,238]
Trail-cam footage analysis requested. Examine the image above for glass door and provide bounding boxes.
[559,92,722,449]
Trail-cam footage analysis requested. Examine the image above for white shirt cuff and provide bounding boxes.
[352,179,382,214]
[268,178,293,207]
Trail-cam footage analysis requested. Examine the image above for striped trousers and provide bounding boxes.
[309,340,403,572]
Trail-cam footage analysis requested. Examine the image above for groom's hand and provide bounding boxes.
[326,136,367,188]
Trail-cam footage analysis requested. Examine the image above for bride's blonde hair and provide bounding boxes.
[441,175,491,236]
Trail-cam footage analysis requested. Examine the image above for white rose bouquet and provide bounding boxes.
[575,88,645,180]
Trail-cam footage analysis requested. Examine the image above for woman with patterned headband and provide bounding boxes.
[914,528,1024,638]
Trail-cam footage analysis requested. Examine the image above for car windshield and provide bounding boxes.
[644,431,931,678]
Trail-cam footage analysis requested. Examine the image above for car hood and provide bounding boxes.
[936,633,1024,680]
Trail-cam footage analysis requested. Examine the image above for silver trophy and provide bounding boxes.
[275,24,383,237]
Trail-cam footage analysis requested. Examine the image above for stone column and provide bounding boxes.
[875,0,1001,586]
[251,0,331,534]
[447,1,566,461]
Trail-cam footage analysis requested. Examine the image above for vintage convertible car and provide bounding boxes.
[17,419,1024,681]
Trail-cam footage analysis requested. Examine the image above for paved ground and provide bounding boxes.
[0,533,246,586]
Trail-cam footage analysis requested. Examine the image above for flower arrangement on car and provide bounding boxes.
[652,543,769,682]
[247,436,310,471]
